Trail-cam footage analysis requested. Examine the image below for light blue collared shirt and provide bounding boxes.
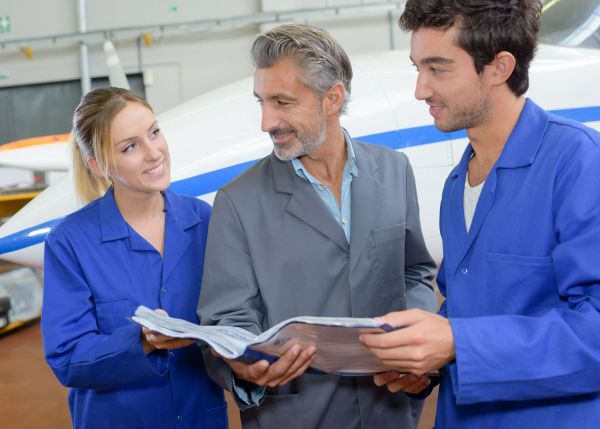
[291,131,358,242]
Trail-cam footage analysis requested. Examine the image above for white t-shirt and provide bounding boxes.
[464,175,484,232]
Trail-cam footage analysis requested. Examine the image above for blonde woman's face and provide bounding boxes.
[108,102,171,197]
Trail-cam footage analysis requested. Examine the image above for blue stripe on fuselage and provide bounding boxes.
[169,126,468,197]
[1,105,600,255]
[0,220,60,254]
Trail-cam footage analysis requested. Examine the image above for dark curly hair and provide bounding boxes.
[399,0,542,96]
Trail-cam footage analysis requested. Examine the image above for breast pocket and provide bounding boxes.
[371,223,406,282]
[370,224,407,312]
[484,252,555,314]
[95,297,133,334]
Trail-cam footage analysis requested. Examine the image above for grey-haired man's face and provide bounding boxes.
[254,59,326,160]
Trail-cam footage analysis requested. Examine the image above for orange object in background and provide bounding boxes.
[0,134,71,151]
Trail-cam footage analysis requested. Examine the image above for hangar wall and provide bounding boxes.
[0,0,411,116]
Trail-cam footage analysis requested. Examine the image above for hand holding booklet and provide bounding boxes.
[132,305,397,375]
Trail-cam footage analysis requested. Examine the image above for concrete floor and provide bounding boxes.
[0,321,437,428]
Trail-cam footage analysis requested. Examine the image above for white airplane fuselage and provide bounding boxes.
[1,45,599,268]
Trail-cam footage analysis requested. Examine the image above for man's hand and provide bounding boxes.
[360,308,455,375]
[373,371,431,394]
[215,344,317,388]
[141,309,195,354]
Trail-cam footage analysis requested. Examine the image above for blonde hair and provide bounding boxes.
[71,87,152,203]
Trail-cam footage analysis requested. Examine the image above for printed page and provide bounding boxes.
[250,317,396,375]
[132,306,256,359]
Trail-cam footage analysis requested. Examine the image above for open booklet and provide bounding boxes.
[132,305,398,376]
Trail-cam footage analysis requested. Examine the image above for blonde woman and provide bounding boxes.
[42,87,227,429]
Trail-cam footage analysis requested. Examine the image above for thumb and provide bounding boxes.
[376,309,423,329]
[154,308,169,317]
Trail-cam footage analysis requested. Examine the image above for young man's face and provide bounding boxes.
[410,25,492,132]
[254,58,327,161]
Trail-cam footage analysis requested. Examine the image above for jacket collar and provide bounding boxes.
[99,187,202,243]
[162,188,203,231]
[272,128,369,194]
[162,188,202,283]
[99,187,129,242]
[449,98,548,180]
[443,99,549,274]
[269,129,380,258]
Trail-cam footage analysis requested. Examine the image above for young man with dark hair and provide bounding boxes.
[362,1,600,428]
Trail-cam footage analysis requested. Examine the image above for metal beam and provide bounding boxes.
[0,1,406,52]
[76,0,91,95]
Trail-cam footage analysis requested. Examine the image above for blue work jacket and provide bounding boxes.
[42,188,226,429]
[435,99,600,428]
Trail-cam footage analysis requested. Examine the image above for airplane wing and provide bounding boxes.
[0,134,70,171]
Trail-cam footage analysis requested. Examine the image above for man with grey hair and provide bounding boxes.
[198,24,436,429]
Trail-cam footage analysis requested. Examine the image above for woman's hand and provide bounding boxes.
[141,309,195,354]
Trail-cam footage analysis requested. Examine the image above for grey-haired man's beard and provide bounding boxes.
[272,120,327,161]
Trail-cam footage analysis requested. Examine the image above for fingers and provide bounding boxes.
[143,308,194,351]
[162,338,195,349]
[373,371,404,387]
[260,344,303,387]
[400,374,431,394]
[220,344,317,387]
[220,356,268,381]
[360,326,413,350]
[244,360,271,380]
[143,329,195,350]
[373,372,431,393]
[368,343,422,363]
[390,373,430,393]
[360,310,426,350]
[275,346,317,386]
[375,308,424,329]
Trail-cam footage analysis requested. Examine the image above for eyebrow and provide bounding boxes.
[253,91,295,101]
[114,121,158,146]
[410,56,455,66]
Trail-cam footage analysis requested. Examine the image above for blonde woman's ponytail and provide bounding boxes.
[71,133,109,203]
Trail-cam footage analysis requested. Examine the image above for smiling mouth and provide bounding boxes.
[271,133,295,145]
[144,162,164,175]
[428,104,445,118]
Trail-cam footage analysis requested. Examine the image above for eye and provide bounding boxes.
[431,67,444,75]
[255,99,264,106]
[277,100,290,106]
[121,143,135,153]
[151,127,161,137]
[411,63,419,72]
